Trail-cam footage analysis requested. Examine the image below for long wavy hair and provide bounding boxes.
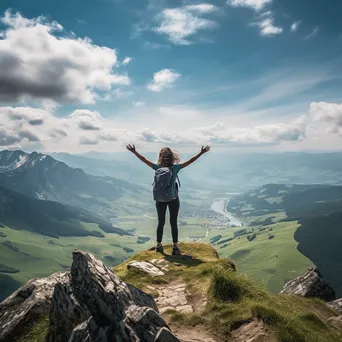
[157,147,180,167]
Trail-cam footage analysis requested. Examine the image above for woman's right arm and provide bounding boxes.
[126,144,155,169]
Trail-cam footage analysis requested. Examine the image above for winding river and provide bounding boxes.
[210,198,243,227]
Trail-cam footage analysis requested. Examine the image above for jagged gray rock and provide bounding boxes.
[327,298,342,314]
[128,261,165,277]
[125,305,169,341]
[47,282,90,342]
[68,321,90,342]
[69,250,178,341]
[0,271,69,342]
[0,250,181,342]
[280,266,336,301]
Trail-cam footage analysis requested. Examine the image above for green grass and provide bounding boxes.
[0,224,150,301]
[113,243,342,342]
[208,220,312,294]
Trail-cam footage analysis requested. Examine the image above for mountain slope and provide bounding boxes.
[225,183,342,296]
[0,150,148,218]
[0,186,129,238]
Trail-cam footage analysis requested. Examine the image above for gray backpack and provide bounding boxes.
[152,167,180,202]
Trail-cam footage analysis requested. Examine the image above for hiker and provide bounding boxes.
[126,144,210,255]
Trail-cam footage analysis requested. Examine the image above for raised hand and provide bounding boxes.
[201,145,210,154]
[126,144,136,153]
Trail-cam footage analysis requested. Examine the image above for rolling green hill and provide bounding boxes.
[218,184,342,296]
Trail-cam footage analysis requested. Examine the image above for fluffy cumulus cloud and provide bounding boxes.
[69,110,103,131]
[0,10,130,104]
[310,102,342,135]
[253,14,283,36]
[227,0,272,11]
[147,69,181,92]
[153,4,219,45]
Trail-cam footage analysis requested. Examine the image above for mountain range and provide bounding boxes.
[0,150,148,219]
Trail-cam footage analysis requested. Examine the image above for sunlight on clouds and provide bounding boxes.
[153,4,219,45]
[0,10,130,104]
[147,69,181,92]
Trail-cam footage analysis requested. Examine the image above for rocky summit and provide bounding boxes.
[0,249,177,342]
[1,242,342,342]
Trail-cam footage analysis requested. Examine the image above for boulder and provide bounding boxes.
[128,261,165,277]
[280,266,336,301]
[0,271,69,342]
[327,298,342,314]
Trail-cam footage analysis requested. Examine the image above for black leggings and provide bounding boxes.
[155,198,180,244]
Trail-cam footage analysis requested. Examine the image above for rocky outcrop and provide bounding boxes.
[280,266,336,301]
[0,271,69,342]
[0,250,182,342]
[69,249,172,341]
[327,298,342,314]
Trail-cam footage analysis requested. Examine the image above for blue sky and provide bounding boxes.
[0,0,342,153]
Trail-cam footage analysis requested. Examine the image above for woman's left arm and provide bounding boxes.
[181,145,210,169]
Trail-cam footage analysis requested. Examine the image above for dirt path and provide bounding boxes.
[145,280,216,342]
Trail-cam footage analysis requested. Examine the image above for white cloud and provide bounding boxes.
[135,120,306,145]
[291,21,301,32]
[147,69,181,92]
[310,102,342,135]
[227,0,272,11]
[306,27,319,39]
[1,101,342,152]
[69,110,103,131]
[0,10,130,104]
[133,101,146,107]
[253,15,283,36]
[153,4,219,45]
[122,57,132,65]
